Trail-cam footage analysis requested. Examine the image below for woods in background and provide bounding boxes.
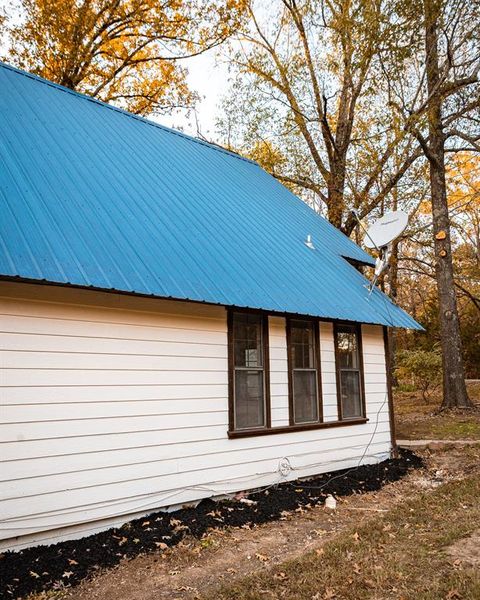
[1,0,479,407]
[217,0,480,407]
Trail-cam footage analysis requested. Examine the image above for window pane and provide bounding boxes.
[234,370,265,429]
[293,371,318,423]
[337,328,359,369]
[340,371,362,418]
[233,314,263,368]
[291,321,315,369]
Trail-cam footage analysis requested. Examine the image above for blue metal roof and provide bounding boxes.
[0,62,421,329]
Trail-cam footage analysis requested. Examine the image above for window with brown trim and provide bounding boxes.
[287,319,322,425]
[227,311,368,439]
[228,311,270,431]
[334,323,366,420]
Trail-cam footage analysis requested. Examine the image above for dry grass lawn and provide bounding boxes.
[394,381,480,441]
[29,446,480,600]
[206,453,480,599]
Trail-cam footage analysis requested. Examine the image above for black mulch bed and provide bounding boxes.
[1,449,424,599]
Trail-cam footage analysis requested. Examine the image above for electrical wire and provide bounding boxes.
[0,435,389,531]
[284,392,389,492]
[2,307,396,533]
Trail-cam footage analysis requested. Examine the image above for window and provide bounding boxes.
[228,312,270,431]
[287,319,322,424]
[227,312,367,438]
[334,323,365,419]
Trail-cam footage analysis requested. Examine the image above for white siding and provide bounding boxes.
[269,316,289,426]
[0,282,392,550]
[319,322,339,422]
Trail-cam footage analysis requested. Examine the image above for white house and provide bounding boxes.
[0,62,420,551]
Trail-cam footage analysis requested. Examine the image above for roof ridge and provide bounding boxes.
[0,61,257,166]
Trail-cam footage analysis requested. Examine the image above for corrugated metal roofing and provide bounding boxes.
[0,62,421,329]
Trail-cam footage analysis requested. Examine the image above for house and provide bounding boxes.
[0,62,421,552]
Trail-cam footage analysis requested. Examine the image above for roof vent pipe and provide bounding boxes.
[305,234,315,250]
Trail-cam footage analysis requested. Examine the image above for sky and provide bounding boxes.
[157,49,229,140]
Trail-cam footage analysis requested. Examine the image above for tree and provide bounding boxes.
[396,153,480,381]
[217,0,422,232]
[390,0,479,408]
[395,349,442,403]
[4,0,246,115]
[219,0,479,409]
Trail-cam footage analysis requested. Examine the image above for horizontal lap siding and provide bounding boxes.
[319,322,339,422]
[361,324,390,433]
[0,283,391,550]
[269,317,289,426]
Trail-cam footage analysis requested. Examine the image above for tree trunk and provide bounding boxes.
[388,178,400,387]
[327,158,347,230]
[388,240,399,386]
[423,0,472,409]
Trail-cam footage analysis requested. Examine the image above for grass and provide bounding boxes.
[395,381,480,441]
[205,468,480,600]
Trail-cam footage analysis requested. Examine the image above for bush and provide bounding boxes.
[395,349,442,403]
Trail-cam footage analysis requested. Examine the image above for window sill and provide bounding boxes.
[228,417,368,439]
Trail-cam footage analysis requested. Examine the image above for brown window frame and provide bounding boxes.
[286,318,323,426]
[227,310,368,439]
[227,309,271,434]
[333,322,367,421]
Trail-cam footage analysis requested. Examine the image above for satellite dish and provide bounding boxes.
[350,209,409,294]
[363,211,408,249]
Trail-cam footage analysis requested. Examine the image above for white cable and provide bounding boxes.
[0,435,388,530]
[285,391,389,491]
[2,317,397,531]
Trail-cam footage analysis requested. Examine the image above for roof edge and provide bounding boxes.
[341,254,375,268]
[0,276,424,330]
[0,61,258,166]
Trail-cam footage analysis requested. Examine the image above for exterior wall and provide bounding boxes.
[0,282,392,551]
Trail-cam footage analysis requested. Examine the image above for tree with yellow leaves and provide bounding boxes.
[4,0,246,115]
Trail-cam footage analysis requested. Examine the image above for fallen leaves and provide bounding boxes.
[446,589,462,600]
[255,553,269,562]
[0,451,424,600]
[312,587,337,599]
[239,498,257,506]
[112,534,128,546]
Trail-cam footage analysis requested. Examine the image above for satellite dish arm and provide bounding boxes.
[350,209,380,253]
[369,243,392,293]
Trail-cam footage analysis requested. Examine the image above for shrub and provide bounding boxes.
[395,349,442,403]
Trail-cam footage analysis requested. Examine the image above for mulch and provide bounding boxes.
[0,449,424,599]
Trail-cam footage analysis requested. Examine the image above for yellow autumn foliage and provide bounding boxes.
[5,0,247,115]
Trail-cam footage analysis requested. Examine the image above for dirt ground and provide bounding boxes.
[447,530,480,568]
[51,446,479,600]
